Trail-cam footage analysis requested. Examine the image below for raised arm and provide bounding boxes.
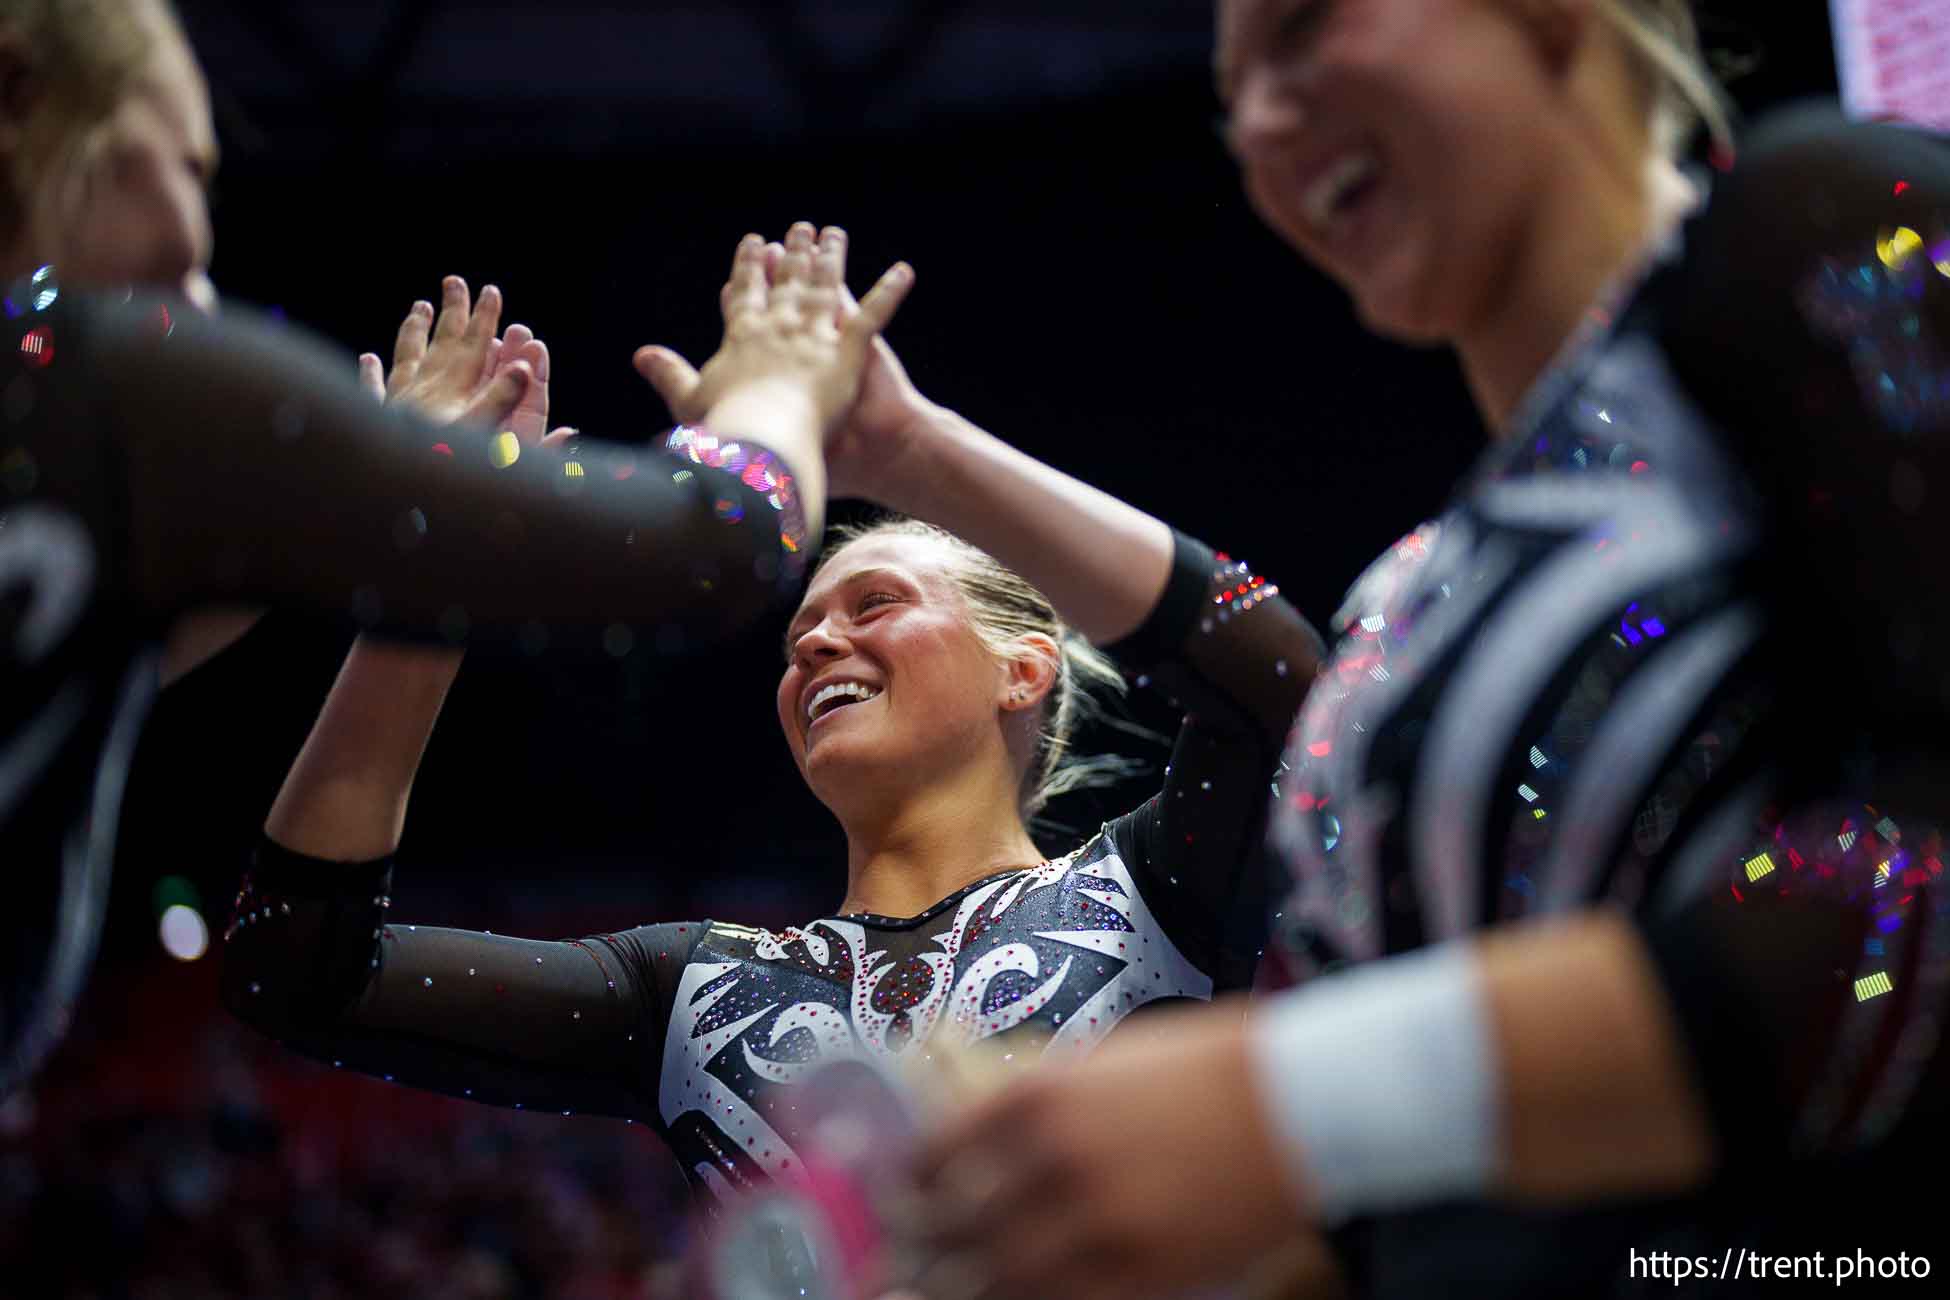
[642,229,1171,637]
[847,399,1324,744]
[19,291,797,653]
[257,229,907,863]
[267,279,564,861]
[29,222,910,649]
[239,286,704,1111]
[640,223,1326,741]
[828,393,1180,646]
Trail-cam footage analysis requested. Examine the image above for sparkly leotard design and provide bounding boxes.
[660,833,1211,1197]
[225,532,1323,1205]
[1267,107,1950,1297]
[1274,329,1770,971]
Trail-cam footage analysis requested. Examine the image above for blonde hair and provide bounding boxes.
[815,518,1141,821]
[0,0,176,241]
[1595,0,1734,161]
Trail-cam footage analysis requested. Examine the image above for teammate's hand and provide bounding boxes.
[347,281,574,683]
[633,223,913,442]
[365,276,537,432]
[911,999,1326,1300]
[819,296,939,502]
[750,231,939,501]
[477,321,575,449]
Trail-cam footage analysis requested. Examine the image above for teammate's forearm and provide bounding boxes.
[1482,912,1717,1201]
[870,404,1174,644]
[264,639,464,861]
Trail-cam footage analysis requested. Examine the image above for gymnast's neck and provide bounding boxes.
[833,756,1046,920]
[1456,91,1701,437]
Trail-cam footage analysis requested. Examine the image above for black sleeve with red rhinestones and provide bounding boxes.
[223,836,707,1123]
[1101,531,1326,988]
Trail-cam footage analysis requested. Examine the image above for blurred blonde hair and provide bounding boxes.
[0,0,177,240]
[1596,0,1734,161]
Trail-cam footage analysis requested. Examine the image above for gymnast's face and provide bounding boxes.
[778,535,1017,812]
[3,0,216,299]
[1215,0,1570,342]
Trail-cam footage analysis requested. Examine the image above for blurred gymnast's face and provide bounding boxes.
[778,535,1015,816]
[4,0,216,300]
[1215,0,1570,341]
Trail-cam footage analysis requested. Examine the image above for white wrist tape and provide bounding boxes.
[1247,941,1500,1225]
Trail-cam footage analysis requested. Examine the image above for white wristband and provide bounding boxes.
[1247,941,1501,1225]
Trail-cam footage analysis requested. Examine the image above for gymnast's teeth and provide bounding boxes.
[808,681,882,721]
[1303,150,1378,233]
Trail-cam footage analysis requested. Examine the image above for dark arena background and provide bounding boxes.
[4,3,1851,1297]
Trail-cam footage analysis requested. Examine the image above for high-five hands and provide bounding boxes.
[633,222,912,444]
[359,276,569,445]
[343,278,572,686]
[819,280,940,502]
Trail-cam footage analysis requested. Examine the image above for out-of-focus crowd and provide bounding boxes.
[2,959,691,1300]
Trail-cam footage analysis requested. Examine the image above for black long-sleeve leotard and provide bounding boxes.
[222,530,1322,1203]
[0,283,810,1094]
[1266,105,1950,1296]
